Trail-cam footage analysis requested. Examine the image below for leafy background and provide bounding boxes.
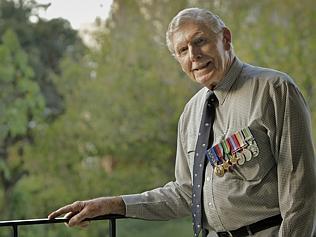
[0,0,315,236]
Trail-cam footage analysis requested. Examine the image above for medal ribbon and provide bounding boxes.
[214,144,225,163]
[206,149,215,167]
[225,137,232,153]
[236,132,246,147]
[228,136,238,153]
[242,127,252,141]
[221,140,230,154]
[232,134,241,150]
[211,147,222,164]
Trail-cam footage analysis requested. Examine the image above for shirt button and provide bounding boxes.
[205,123,209,127]
[202,143,206,147]
[197,185,201,188]
[194,173,197,177]
[206,177,210,182]
[208,202,214,207]
[199,163,202,167]
[196,153,199,157]
[197,204,200,208]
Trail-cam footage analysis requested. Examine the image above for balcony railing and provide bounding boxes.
[0,214,125,237]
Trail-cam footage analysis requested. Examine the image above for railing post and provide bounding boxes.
[13,225,18,237]
[109,218,116,237]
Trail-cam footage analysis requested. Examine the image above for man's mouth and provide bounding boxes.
[193,61,212,71]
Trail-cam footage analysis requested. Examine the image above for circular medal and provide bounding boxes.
[243,148,252,161]
[248,144,259,157]
[237,152,245,165]
[214,165,225,177]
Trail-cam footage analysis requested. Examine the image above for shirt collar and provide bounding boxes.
[213,57,244,105]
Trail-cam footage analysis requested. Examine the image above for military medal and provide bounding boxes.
[214,165,225,177]
[236,152,245,165]
[241,127,259,157]
[221,140,233,171]
[242,148,252,161]
[206,127,260,176]
[221,159,230,171]
[230,154,238,164]
[248,144,259,157]
[211,147,224,177]
[215,144,230,171]
[206,149,224,178]
[225,136,238,165]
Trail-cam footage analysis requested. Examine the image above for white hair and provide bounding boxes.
[166,8,226,54]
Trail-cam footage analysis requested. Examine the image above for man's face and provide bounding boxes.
[172,21,232,89]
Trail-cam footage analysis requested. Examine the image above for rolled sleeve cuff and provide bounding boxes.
[121,194,144,218]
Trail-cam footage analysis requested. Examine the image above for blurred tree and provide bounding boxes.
[0,0,84,118]
[0,0,84,222]
[0,29,45,217]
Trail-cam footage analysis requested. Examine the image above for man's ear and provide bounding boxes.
[222,27,232,51]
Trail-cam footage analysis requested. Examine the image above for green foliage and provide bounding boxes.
[0,0,83,227]
[0,28,44,142]
[0,29,45,221]
[0,0,84,119]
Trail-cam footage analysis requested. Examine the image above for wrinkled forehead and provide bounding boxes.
[172,20,219,44]
[173,18,214,34]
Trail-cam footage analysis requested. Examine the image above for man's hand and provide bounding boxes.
[48,196,126,227]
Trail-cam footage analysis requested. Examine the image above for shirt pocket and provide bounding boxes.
[229,128,275,181]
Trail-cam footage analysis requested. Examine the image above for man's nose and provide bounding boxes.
[189,46,202,61]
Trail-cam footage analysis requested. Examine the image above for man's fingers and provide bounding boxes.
[48,201,84,219]
[48,204,73,219]
[64,212,77,219]
[68,209,90,227]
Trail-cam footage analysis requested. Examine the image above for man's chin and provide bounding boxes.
[195,76,213,87]
[195,72,222,89]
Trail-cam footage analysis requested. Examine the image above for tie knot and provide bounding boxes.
[207,91,218,106]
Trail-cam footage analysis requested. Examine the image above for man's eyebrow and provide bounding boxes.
[191,31,205,38]
[176,32,205,47]
[174,31,207,51]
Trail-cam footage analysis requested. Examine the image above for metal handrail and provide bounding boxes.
[0,214,126,237]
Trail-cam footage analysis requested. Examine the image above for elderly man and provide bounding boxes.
[48,8,316,237]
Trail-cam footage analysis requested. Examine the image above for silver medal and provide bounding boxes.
[236,152,245,165]
[248,143,259,157]
[243,148,252,161]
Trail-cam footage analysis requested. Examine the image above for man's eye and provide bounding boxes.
[195,38,206,46]
[178,47,188,56]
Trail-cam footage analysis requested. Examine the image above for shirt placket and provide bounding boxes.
[203,161,226,231]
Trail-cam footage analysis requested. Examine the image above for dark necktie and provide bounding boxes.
[192,91,218,237]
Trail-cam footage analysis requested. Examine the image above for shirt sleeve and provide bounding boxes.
[121,113,192,220]
[268,79,316,236]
